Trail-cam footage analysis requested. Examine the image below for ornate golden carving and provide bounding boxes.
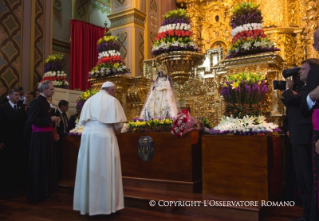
[156,51,205,85]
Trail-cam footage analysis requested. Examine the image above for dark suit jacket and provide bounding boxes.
[0,102,27,150]
[282,86,312,144]
[68,114,79,131]
[50,109,68,136]
[301,65,319,117]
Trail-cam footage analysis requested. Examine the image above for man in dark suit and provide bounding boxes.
[0,87,30,105]
[50,100,69,180]
[0,88,27,190]
[282,58,319,221]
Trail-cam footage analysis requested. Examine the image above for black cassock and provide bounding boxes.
[25,95,57,201]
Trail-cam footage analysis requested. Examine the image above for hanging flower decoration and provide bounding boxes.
[226,2,280,59]
[41,54,69,88]
[151,9,200,56]
[89,36,130,78]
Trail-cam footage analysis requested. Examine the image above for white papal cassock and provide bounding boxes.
[73,90,127,215]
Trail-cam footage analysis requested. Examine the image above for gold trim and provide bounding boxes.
[108,7,146,21]
[96,0,111,7]
[50,0,53,55]
[29,0,36,91]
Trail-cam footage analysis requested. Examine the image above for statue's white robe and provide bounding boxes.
[73,90,127,215]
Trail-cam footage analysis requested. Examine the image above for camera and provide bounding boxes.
[273,67,303,91]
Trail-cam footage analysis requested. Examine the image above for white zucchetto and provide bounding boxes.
[101,81,115,89]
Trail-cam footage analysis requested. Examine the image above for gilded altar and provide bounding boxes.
[88,0,319,126]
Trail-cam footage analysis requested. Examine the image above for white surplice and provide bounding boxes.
[73,90,127,215]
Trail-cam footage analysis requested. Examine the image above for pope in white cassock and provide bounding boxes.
[73,81,127,215]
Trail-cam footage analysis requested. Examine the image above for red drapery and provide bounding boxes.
[70,20,106,90]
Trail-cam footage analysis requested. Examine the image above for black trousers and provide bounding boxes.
[54,135,64,181]
[292,143,313,220]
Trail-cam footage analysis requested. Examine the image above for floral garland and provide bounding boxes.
[211,115,281,135]
[76,88,99,108]
[226,2,280,59]
[151,9,200,56]
[89,36,130,78]
[42,54,69,88]
[126,117,174,133]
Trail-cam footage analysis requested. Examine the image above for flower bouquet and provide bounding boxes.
[226,2,280,58]
[89,36,130,78]
[41,54,69,88]
[212,72,280,135]
[76,88,99,108]
[151,9,200,56]
[126,117,174,133]
[171,110,197,137]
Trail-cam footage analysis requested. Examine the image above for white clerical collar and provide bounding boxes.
[58,108,63,114]
[40,93,47,98]
[8,100,17,108]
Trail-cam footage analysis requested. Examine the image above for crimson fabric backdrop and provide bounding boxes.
[70,20,106,90]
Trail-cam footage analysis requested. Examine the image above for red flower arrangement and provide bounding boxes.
[155,30,193,41]
[171,109,197,137]
[232,29,266,43]
[97,56,123,66]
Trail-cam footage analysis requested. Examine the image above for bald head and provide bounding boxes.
[313,28,319,51]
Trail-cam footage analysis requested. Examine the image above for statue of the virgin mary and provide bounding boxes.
[140,71,179,120]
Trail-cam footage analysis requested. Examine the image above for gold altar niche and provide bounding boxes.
[142,48,285,127]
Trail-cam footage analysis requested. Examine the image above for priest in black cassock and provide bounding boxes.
[24,81,60,202]
[0,88,27,190]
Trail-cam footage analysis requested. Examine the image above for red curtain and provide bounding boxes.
[70,20,106,90]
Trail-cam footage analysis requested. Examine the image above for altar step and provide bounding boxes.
[58,180,268,221]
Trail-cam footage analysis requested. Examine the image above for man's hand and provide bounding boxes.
[309,86,319,101]
[315,140,319,154]
[286,131,290,137]
[24,92,30,98]
[54,134,59,142]
[0,143,5,150]
[286,79,294,89]
[292,90,297,95]
[51,116,60,123]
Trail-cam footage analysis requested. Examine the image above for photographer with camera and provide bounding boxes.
[281,58,319,221]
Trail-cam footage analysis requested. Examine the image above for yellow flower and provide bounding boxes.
[113,63,120,68]
[231,81,239,89]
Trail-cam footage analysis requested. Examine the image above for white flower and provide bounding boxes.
[242,42,251,50]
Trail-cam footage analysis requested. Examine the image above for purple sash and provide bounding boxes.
[32,125,52,132]
[312,109,319,130]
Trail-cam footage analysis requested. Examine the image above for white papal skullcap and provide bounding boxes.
[101,81,115,89]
